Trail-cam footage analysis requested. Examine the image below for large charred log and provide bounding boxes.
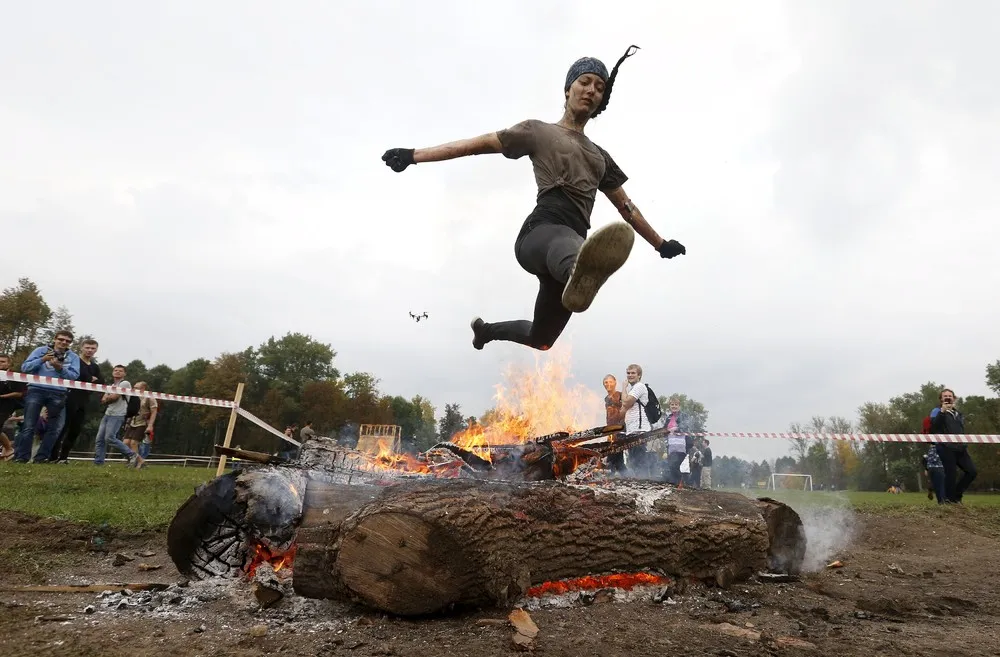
[168,451,807,617]
[292,478,804,616]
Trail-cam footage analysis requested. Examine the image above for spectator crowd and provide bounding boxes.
[1,331,158,467]
[601,364,713,488]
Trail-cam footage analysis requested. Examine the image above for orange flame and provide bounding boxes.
[245,542,297,579]
[449,345,604,459]
[525,572,672,597]
[350,344,605,477]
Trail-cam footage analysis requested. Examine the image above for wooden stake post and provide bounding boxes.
[215,382,245,477]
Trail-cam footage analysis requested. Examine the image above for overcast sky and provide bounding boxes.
[3,1,997,462]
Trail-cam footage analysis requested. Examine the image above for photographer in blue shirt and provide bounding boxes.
[12,330,81,463]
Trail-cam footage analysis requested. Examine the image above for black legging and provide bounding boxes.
[54,402,89,461]
[479,222,581,350]
[935,444,977,502]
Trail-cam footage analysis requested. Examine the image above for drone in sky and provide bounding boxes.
[409,311,429,323]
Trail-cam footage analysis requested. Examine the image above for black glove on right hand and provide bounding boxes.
[658,239,686,259]
[382,148,415,172]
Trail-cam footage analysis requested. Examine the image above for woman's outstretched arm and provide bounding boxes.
[383,133,503,172]
[414,133,503,163]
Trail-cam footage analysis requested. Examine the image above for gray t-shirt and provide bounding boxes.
[105,380,132,417]
[497,119,628,233]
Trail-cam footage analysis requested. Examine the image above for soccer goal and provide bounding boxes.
[767,473,813,491]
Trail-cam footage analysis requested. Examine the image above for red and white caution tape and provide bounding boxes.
[0,370,235,408]
[0,370,299,446]
[236,407,301,447]
[5,371,994,446]
[672,431,999,444]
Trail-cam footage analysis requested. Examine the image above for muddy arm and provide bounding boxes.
[603,186,665,249]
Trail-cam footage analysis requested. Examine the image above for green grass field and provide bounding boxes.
[733,488,1000,511]
[0,461,219,531]
[3,462,1000,532]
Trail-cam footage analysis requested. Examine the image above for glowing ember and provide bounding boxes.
[525,572,672,597]
[245,542,297,579]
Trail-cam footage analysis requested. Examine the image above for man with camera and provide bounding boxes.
[929,388,977,504]
[12,330,81,463]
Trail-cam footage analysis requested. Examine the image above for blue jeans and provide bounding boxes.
[14,387,68,462]
[94,415,134,464]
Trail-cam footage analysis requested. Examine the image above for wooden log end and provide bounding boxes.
[754,497,808,575]
[336,511,483,617]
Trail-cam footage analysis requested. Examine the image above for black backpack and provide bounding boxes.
[637,385,662,427]
[124,392,142,420]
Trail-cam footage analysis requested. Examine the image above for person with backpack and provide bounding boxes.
[123,381,157,466]
[921,443,946,504]
[93,364,141,468]
[619,363,662,478]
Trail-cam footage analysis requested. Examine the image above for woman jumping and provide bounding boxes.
[382,46,686,352]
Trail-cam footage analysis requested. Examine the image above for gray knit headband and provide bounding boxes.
[563,45,640,117]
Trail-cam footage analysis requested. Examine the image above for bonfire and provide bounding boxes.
[167,348,807,617]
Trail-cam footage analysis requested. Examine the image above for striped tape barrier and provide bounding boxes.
[4,372,995,445]
[667,431,999,444]
[0,369,298,446]
[0,370,234,408]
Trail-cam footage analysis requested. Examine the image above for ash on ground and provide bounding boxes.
[92,574,359,633]
[519,584,679,611]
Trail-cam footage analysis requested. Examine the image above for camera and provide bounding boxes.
[47,344,68,363]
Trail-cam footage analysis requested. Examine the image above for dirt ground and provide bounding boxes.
[1,506,999,657]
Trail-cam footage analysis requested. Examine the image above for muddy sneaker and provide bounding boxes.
[561,222,635,313]
[471,317,488,351]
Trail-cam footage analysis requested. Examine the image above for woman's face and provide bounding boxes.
[566,73,606,116]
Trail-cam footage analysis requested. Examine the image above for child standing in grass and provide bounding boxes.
[922,444,946,504]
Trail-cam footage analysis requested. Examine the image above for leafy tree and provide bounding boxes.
[805,441,832,488]
[255,333,338,399]
[301,380,349,434]
[0,278,52,358]
[438,403,466,441]
[411,395,438,451]
[657,393,708,433]
[195,352,251,431]
[774,456,797,473]
[712,455,749,488]
[987,360,1000,397]
[40,305,75,346]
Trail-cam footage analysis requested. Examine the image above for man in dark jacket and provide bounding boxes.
[52,339,104,463]
[929,388,976,503]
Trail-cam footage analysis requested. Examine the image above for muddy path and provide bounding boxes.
[1,506,999,657]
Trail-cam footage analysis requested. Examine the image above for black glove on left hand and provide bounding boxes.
[657,239,686,259]
[382,148,415,172]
